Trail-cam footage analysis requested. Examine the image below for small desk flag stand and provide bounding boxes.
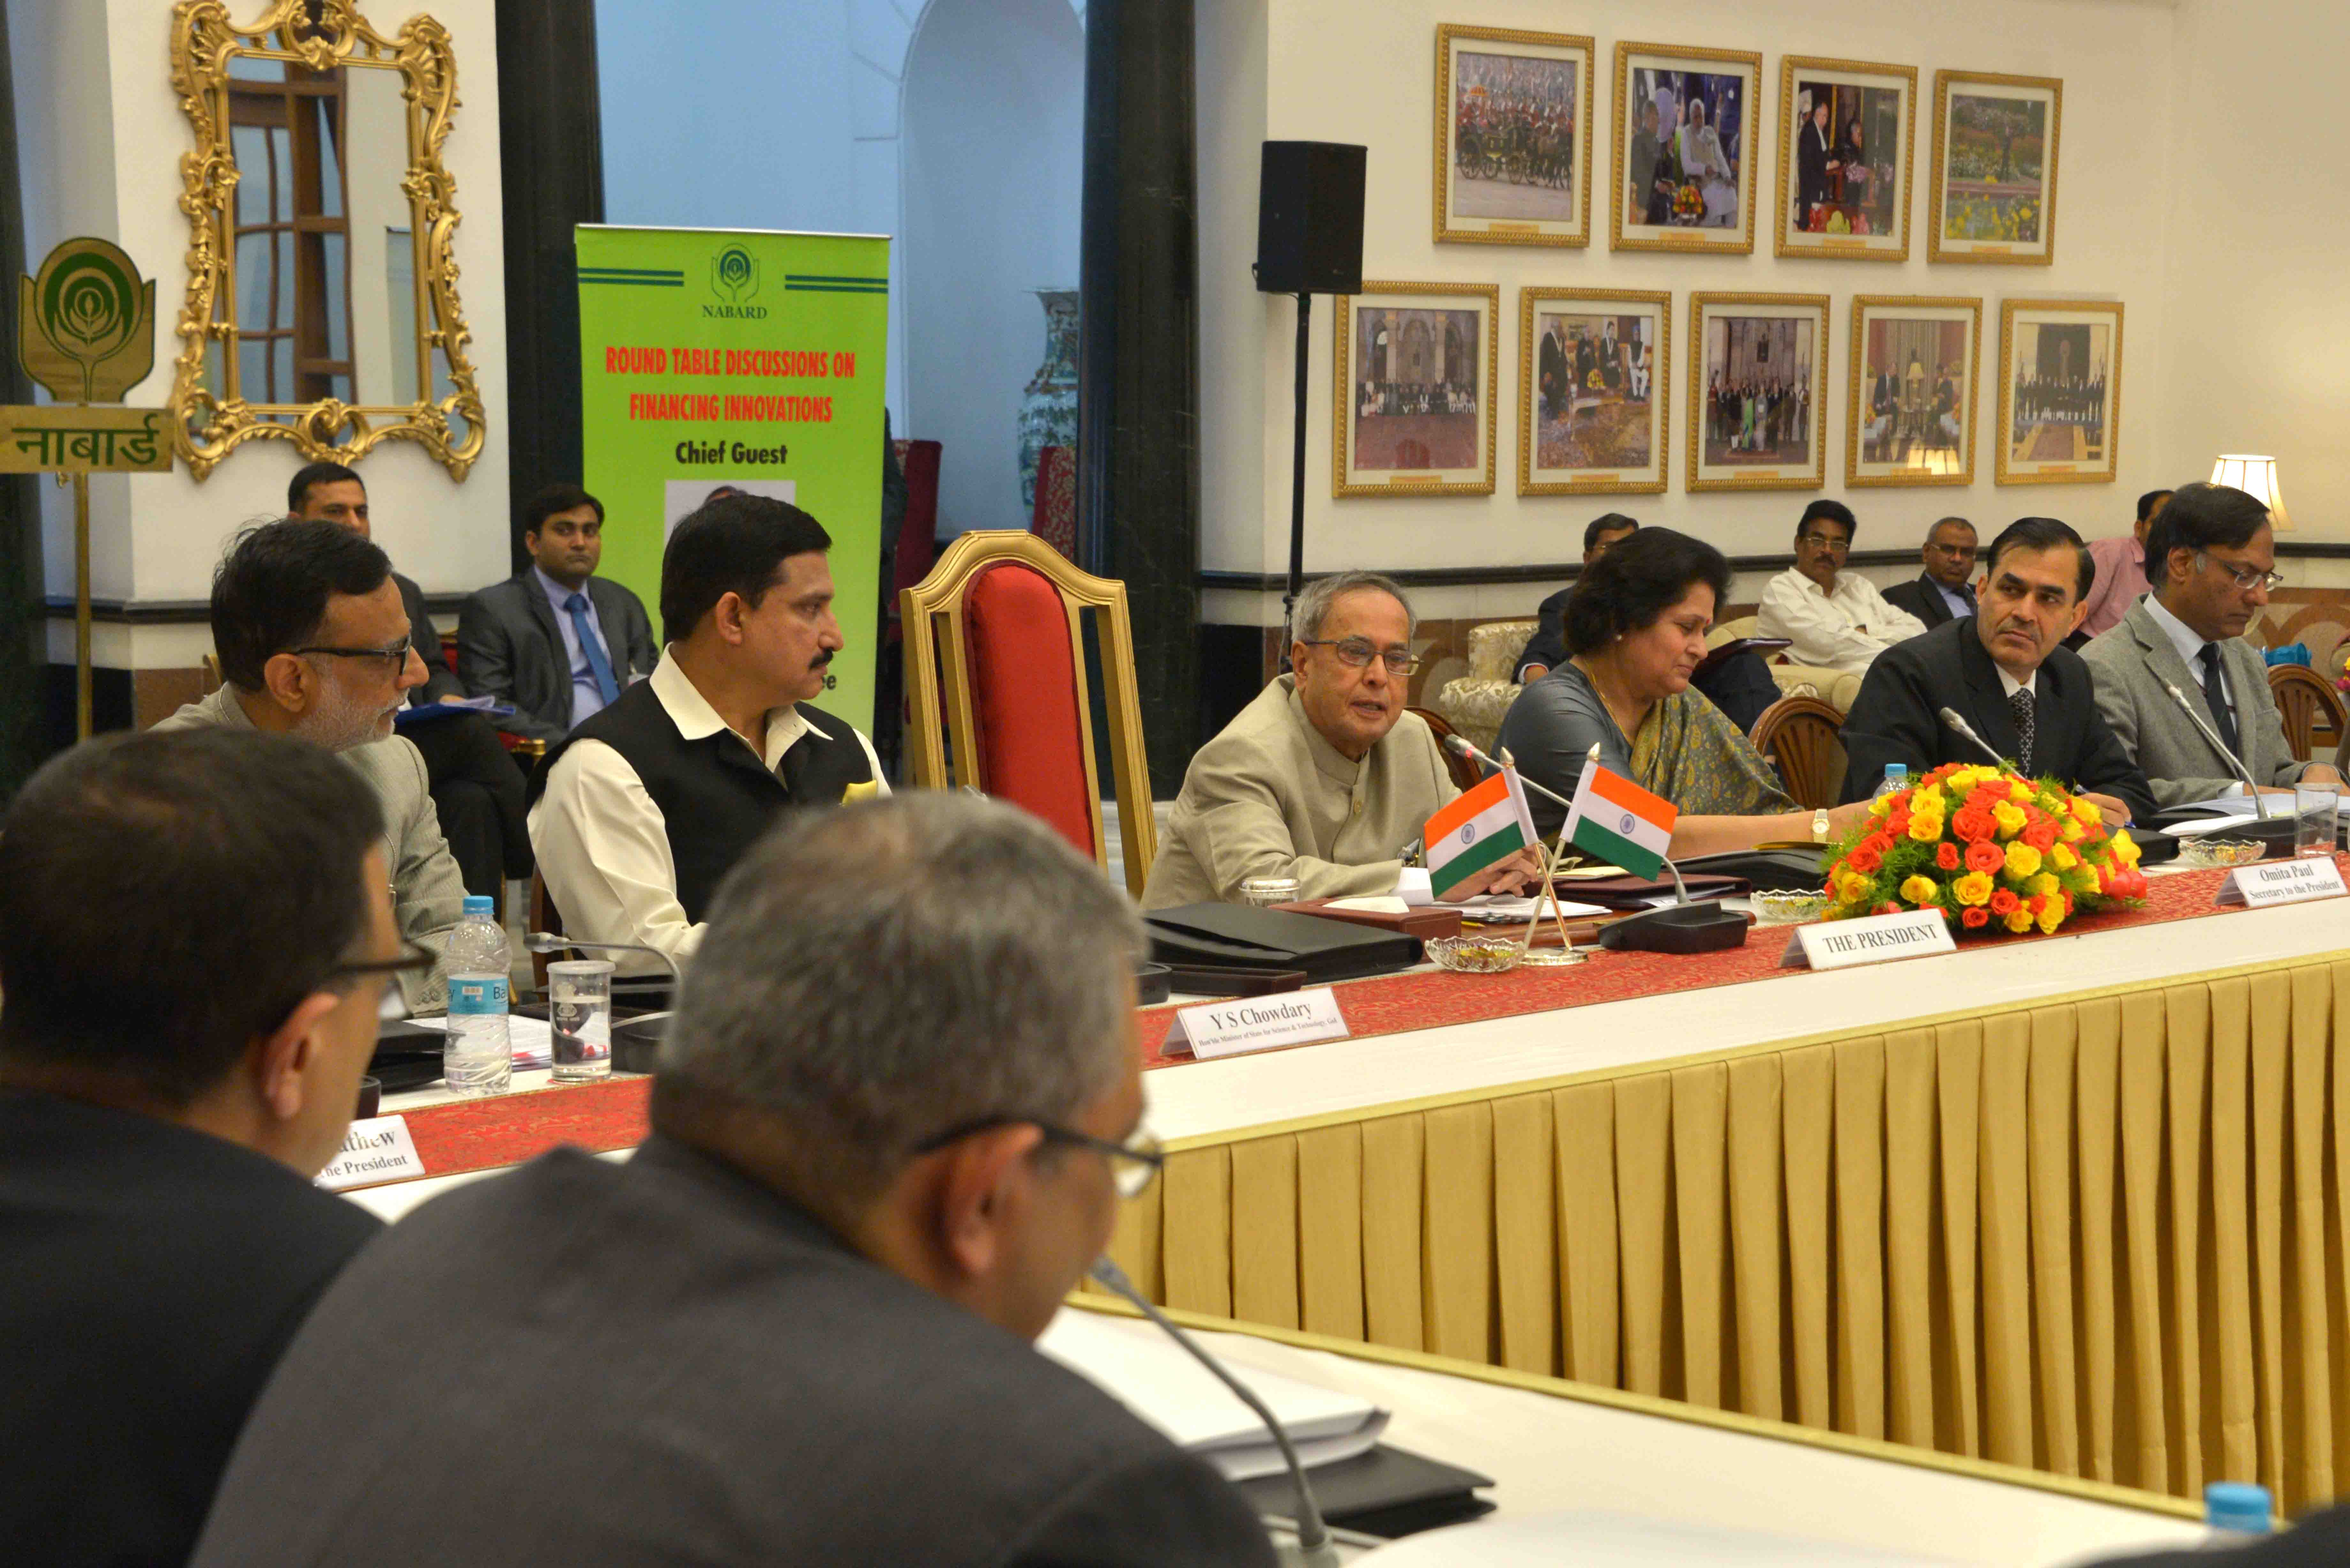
[1504,745,1585,966]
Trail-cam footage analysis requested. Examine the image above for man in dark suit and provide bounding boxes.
[1516,512,1640,683]
[1839,516,2157,825]
[1795,96,1837,217]
[193,795,1277,1567]
[0,729,404,1565]
[1881,516,1979,630]
[457,482,658,744]
[292,460,531,896]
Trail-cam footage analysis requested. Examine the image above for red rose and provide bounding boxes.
[2027,894,2047,915]
[1935,842,1961,871]
[1885,811,1911,838]
[1862,833,1897,857]
[1962,906,1990,929]
[1873,901,1902,916]
[1846,846,1883,874]
[1990,888,2020,916]
[1952,808,1994,844]
[1964,841,2005,875]
[2022,823,2058,851]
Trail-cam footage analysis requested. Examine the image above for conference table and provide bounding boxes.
[350,858,2350,1529]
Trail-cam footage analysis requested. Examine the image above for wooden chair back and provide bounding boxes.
[1409,705,1485,794]
[1749,696,1848,810]
[901,530,1156,897]
[200,652,221,695]
[2269,664,2346,762]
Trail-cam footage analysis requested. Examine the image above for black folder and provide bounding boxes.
[1233,1443,1496,1539]
[1142,903,1421,983]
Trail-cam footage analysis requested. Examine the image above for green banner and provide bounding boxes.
[576,225,890,728]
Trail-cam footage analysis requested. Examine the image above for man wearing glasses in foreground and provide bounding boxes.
[1756,499,1928,678]
[194,796,1276,1567]
[156,518,467,1009]
[0,730,414,1564]
[2082,480,2341,808]
[1143,570,1537,907]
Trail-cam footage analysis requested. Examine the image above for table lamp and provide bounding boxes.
[2211,455,2291,529]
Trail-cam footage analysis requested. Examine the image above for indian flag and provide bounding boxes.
[1562,758,1678,880]
[1423,768,1538,899]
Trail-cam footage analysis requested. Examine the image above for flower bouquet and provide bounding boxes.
[1673,182,1706,222]
[1823,764,2148,936]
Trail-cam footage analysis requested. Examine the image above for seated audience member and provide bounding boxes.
[1499,527,1873,849]
[457,482,658,743]
[2075,488,2172,640]
[157,519,465,1009]
[529,492,885,974]
[1837,517,2158,824]
[192,796,1277,1568]
[1756,500,1927,675]
[1880,516,1978,629]
[1515,513,1639,682]
[2081,481,2338,808]
[292,460,531,898]
[1144,571,1535,907]
[0,730,405,1565]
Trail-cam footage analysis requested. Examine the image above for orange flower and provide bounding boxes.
[1989,887,2020,916]
[1964,841,2005,875]
[1961,906,1990,929]
[1935,842,1961,871]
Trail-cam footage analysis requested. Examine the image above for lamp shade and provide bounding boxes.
[2211,454,2292,530]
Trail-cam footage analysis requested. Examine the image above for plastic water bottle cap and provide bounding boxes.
[1886,765,1908,780]
[461,894,496,917]
[2205,1481,2272,1532]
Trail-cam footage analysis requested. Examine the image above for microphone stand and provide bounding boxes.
[2160,681,2273,819]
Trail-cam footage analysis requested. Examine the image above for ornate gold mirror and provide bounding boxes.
[169,0,485,479]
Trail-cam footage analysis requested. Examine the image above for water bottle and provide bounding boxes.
[1871,763,1909,801]
[442,895,512,1097]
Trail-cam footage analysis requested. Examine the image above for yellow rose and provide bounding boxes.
[1838,872,1872,902]
[2050,842,2078,870]
[2009,782,2033,802]
[1992,802,2028,839]
[2111,831,2142,867]
[2037,905,2065,934]
[1907,812,1944,843]
[2005,909,2035,933]
[2004,841,2042,878]
[1953,872,1993,907]
[2029,872,2061,898]
[2059,818,2085,842]
[1900,875,1939,905]
[1869,795,1892,818]
[2072,796,2103,826]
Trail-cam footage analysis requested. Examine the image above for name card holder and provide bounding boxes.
[2216,857,2350,909]
[315,1115,427,1191]
[1163,986,1350,1061]
[1779,908,1957,971]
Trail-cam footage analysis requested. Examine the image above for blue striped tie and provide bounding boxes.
[566,592,621,705]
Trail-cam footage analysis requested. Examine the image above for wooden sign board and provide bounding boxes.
[0,405,171,473]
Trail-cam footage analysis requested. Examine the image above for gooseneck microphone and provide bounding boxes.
[1441,732,1573,810]
[1937,707,2008,767]
[523,932,686,989]
[2160,681,2273,819]
[1087,1258,1340,1568]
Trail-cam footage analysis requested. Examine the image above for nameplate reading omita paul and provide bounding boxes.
[1163,986,1350,1061]
[2216,857,2349,909]
[0,405,172,473]
[1780,908,1957,971]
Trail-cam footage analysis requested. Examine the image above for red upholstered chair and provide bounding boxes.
[901,530,1156,898]
[1030,443,1076,561]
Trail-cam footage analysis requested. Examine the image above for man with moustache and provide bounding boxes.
[529,492,886,977]
[155,519,466,1009]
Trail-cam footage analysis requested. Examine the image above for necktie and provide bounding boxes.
[566,592,621,706]
[2008,687,2035,775]
[2198,642,2240,759]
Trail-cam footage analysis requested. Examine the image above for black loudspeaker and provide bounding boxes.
[1255,141,1366,295]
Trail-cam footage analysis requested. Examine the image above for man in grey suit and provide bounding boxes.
[193,795,1277,1568]
[457,482,657,743]
[155,519,465,1010]
[2082,481,2341,808]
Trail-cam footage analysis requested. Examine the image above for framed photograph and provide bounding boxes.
[1846,296,1981,487]
[1333,281,1500,498]
[1997,298,2120,485]
[1435,25,1594,247]
[1928,71,2061,263]
[1775,56,1917,260]
[1611,41,1762,255]
[1518,288,1670,495]
[1687,292,1828,492]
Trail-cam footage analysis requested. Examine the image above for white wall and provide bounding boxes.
[1199,0,2192,609]
[10,0,512,667]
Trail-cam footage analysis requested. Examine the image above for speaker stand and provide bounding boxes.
[1280,290,1310,664]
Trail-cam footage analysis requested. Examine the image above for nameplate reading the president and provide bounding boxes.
[2216,857,2349,909]
[315,1115,426,1191]
[1163,987,1349,1061]
[1779,908,1956,971]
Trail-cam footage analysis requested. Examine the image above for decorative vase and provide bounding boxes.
[1017,289,1079,516]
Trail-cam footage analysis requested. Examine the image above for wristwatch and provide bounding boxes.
[1811,808,1831,844]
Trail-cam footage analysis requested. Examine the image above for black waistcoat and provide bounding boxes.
[530,679,874,922]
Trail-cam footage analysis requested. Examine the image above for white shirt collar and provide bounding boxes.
[534,564,587,611]
[2142,592,2215,672]
[1992,663,2036,702]
[648,647,820,772]
[1782,568,1871,605]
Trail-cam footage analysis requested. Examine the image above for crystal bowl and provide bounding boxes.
[1425,935,1525,974]
[2176,836,2264,869]
[1752,889,1832,925]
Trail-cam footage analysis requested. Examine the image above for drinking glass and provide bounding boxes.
[2293,784,2340,859]
[547,960,615,1082]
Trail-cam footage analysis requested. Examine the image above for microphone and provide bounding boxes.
[1441,732,1574,810]
[1088,1258,1340,1568]
[523,931,685,988]
[2161,681,2273,819]
[1937,706,2007,768]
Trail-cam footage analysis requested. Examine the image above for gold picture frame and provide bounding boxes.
[168,0,487,480]
[1333,281,1500,499]
[1517,288,1669,496]
[1996,298,2120,486]
[1774,55,1918,262]
[1927,70,2062,265]
[1846,295,1982,488]
[1686,292,1828,493]
[1610,41,1762,256]
[1434,24,1594,248]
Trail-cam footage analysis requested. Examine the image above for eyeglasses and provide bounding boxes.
[913,1116,1166,1199]
[330,943,438,1021]
[1926,542,1978,561]
[1797,533,1850,553]
[2198,553,2285,593]
[290,635,414,669]
[1300,637,1421,676]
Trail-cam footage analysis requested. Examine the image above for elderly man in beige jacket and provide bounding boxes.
[1143,572,1536,909]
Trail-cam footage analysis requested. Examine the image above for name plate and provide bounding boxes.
[0,404,172,473]
[2216,857,2349,908]
[315,1115,426,1191]
[1780,908,1956,970]
[1164,986,1349,1060]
